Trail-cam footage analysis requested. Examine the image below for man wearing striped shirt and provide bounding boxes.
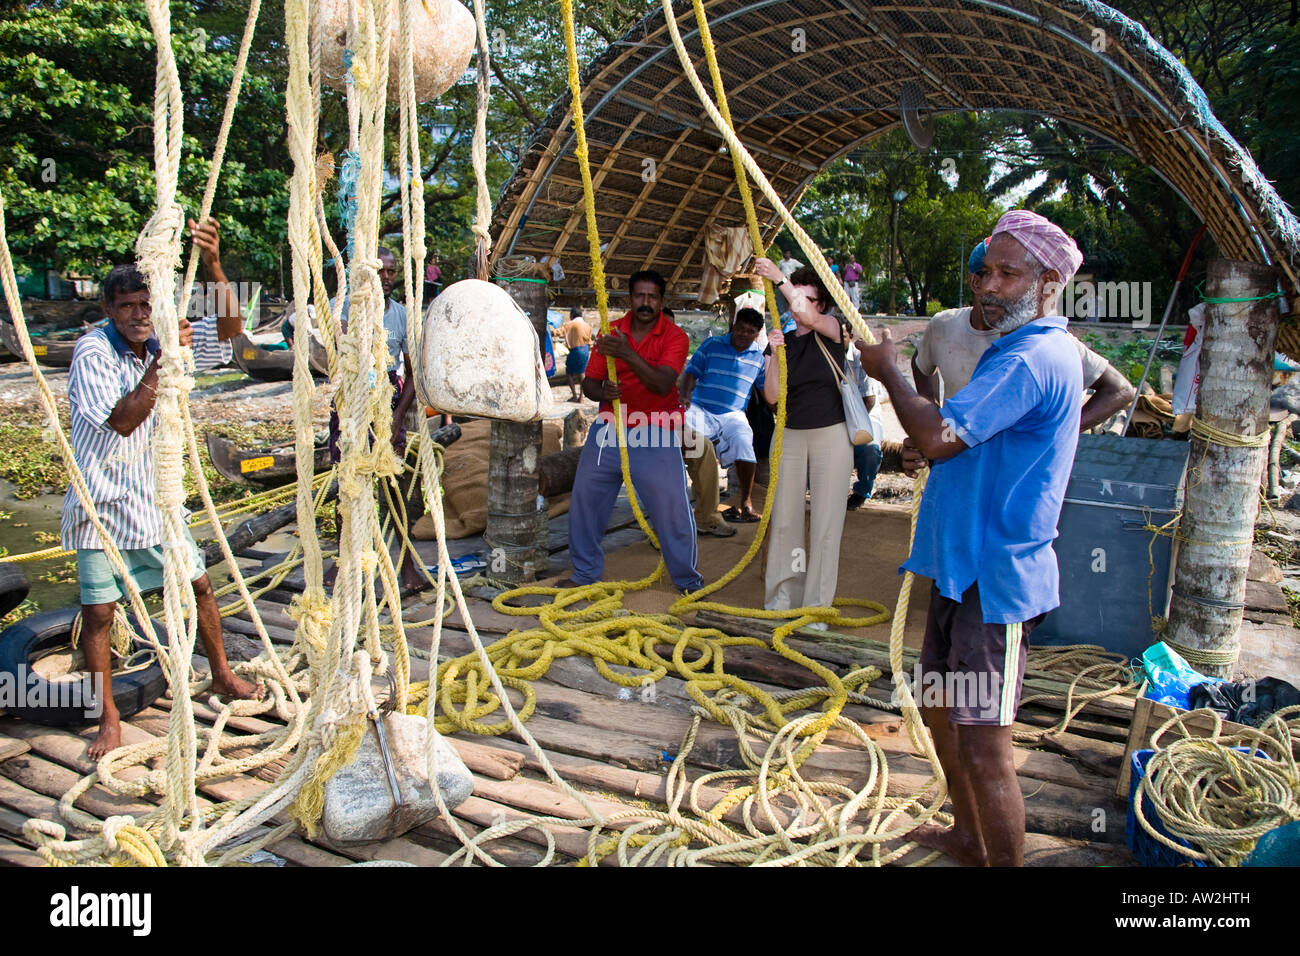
[63,218,261,759]
[679,307,766,523]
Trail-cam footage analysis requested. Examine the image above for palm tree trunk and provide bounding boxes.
[486,277,548,582]
[1166,257,1279,677]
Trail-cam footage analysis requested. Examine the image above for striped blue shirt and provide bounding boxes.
[684,334,766,415]
[61,317,232,551]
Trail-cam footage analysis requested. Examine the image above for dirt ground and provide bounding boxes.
[574,499,932,650]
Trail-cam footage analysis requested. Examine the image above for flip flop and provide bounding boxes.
[424,554,490,578]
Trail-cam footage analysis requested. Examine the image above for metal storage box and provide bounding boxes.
[1034,434,1190,659]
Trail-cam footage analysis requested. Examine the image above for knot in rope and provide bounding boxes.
[348,256,383,309]
[289,591,332,633]
[100,814,136,851]
[134,202,185,272]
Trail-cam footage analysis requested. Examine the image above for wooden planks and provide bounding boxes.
[0,580,1144,866]
[0,733,30,763]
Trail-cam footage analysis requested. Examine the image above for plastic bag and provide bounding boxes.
[1142,641,1224,710]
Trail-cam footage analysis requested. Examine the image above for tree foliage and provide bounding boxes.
[0,0,631,288]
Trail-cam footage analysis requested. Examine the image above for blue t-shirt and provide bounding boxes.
[902,315,1082,624]
[684,334,766,415]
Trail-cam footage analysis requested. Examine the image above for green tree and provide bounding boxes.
[0,0,290,283]
[0,0,633,290]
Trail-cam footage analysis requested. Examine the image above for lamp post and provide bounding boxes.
[888,188,908,315]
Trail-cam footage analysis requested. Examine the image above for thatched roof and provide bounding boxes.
[489,0,1298,308]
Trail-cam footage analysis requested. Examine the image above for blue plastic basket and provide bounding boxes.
[1125,747,1270,867]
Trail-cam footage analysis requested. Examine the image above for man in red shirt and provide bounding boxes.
[559,271,703,592]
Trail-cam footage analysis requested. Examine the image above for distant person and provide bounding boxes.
[64,219,262,759]
[776,249,803,313]
[777,249,803,279]
[913,238,1134,430]
[679,307,767,528]
[424,255,442,300]
[559,271,702,593]
[843,253,864,311]
[560,306,593,403]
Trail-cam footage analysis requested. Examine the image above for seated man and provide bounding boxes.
[63,218,262,760]
[560,271,702,593]
[913,238,1135,429]
[679,307,766,524]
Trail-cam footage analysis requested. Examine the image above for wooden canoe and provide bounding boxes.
[0,315,91,366]
[205,432,332,485]
[308,331,331,377]
[230,332,296,381]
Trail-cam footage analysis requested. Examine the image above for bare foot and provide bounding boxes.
[323,564,337,589]
[401,571,425,595]
[210,672,264,701]
[906,824,989,867]
[88,718,122,761]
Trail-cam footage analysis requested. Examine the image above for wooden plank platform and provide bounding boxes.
[0,580,1142,867]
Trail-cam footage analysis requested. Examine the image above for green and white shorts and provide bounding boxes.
[76,530,206,606]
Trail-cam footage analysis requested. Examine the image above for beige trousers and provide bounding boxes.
[764,423,852,610]
[683,425,725,528]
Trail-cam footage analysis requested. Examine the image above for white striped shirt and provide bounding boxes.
[60,317,232,551]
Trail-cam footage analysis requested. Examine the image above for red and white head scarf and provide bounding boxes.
[992,210,1083,285]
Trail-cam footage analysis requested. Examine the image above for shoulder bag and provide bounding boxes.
[814,329,874,446]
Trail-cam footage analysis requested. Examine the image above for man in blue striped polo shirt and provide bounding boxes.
[62,218,262,759]
[679,307,767,523]
[857,210,1085,867]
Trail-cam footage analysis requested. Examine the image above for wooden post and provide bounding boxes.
[1166,258,1280,677]
[486,277,548,582]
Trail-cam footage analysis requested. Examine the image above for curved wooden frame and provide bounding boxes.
[489,0,1298,314]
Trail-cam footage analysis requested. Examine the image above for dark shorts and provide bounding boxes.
[329,369,405,465]
[918,582,1045,726]
[565,344,590,376]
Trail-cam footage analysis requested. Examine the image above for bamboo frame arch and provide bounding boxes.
[489,0,1297,321]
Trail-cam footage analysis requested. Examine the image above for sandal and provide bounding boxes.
[721,506,760,523]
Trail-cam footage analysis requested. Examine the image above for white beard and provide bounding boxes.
[983,281,1041,333]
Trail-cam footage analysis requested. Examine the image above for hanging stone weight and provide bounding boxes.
[417,279,553,422]
[321,713,472,845]
[484,275,552,584]
[318,0,475,104]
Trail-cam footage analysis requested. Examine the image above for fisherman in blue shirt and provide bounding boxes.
[856,210,1085,867]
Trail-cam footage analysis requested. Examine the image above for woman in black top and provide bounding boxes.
[753,258,854,619]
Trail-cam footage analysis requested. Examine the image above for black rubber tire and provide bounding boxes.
[0,563,30,620]
[0,606,167,727]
